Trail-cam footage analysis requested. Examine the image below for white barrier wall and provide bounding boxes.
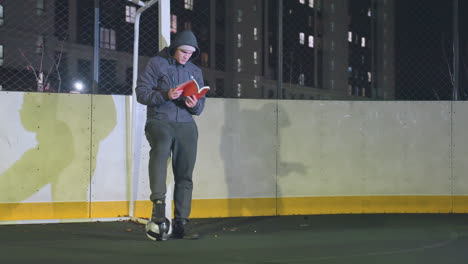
[278,101,452,196]
[453,102,468,210]
[1,92,467,223]
[0,92,129,222]
[89,95,129,217]
[276,101,454,214]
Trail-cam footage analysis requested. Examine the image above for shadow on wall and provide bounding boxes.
[220,100,306,217]
[0,93,116,220]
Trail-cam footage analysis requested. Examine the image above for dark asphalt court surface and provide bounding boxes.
[1,214,468,264]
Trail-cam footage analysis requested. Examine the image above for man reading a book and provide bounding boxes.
[136,30,206,240]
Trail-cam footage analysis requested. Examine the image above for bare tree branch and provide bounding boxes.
[441,33,454,86]
[55,42,65,93]
[17,48,39,81]
[43,41,65,93]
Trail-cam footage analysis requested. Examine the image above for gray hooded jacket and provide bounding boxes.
[136,31,206,122]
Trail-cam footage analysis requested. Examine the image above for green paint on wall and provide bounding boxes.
[0,93,117,220]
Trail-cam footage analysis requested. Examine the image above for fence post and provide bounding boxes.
[92,0,100,94]
[452,0,459,101]
[129,0,161,221]
[277,0,283,100]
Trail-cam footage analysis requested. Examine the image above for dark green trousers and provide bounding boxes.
[145,119,198,220]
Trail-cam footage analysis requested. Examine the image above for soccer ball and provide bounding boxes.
[145,218,171,241]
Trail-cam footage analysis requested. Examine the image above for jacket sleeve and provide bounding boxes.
[186,68,206,116]
[135,58,170,106]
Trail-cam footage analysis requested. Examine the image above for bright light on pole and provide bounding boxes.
[74,81,84,91]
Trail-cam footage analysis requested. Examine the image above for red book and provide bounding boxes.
[175,79,210,99]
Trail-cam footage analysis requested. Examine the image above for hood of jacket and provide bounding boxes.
[168,30,200,60]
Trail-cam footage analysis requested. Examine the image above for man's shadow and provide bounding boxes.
[220,99,307,217]
[0,93,116,220]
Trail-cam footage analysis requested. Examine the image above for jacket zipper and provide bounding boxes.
[172,73,179,122]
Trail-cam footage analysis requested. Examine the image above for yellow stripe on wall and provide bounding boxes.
[90,201,129,218]
[453,196,468,213]
[133,200,153,219]
[277,196,454,215]
[122,196,464,219]
[191,198,277,218]
[2,196,468,221]
[0,202,90,221]
[133,198,277,219]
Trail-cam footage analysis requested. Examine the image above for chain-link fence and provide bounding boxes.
[462,0,468,99]
[0,0,158,95]
[0,0,466,100]
[395,0,454,100]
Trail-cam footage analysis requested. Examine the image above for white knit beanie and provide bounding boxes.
[177,45,196,52]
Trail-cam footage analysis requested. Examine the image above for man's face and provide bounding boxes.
[174,47,194,65]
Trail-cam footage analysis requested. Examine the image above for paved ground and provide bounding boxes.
[1,214,468,264]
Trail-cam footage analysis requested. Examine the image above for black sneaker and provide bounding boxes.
[151,200,166,223]
[171,219,200,240]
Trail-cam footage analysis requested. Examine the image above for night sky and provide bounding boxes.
[395,0,465,100]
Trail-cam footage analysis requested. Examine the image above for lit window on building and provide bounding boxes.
[367,72,372,82]
[253,77,258,88]
[237,59,242,72]
[125,5,136,23]
[36,0,45,15]
[0,45,3,66]
[269,45,273,54]
[348,32,353,42]
[171,15,177,33]
[253,51,258,64]
[361,37,366,47]
[299,32,305,45]
[367,8,372,17]
[237,10,243,22]
[299,74,305,86]
[309,0,314,8]
[0,5,4,26]
[308,35,314,48]
[100,27,116,50]
[299,0,305,4]
[289,9,293,15]
[253,27,258,40]
[237,83,242,97]
[35,35,44,54]
[184,0,194,10]
[237,34,242,47]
